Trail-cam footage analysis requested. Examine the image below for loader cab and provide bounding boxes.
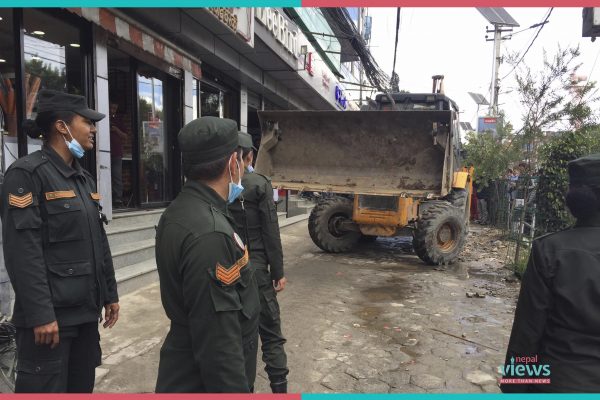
[374,93,459,112]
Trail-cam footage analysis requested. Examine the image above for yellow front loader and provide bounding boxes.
[256,88,473,265]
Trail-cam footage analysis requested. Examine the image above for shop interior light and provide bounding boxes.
[70,43,80,48]
[32,30,45,36]
[0,59,5,63]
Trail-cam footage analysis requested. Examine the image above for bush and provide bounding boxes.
[536,127,600,234]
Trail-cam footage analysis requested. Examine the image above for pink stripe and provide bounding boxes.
[129,25,143,49]
[99,9,116,34]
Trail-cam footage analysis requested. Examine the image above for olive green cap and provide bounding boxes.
[238,131,256,150]
[179,117,238,165]
[569,153,600,187]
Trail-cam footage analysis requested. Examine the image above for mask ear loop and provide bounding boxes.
[59,120,74,142]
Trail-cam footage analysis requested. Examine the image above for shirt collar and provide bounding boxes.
[42,145,83,178]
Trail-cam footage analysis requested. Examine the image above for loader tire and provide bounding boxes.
[445,188,470,223]
[308,196,360,253]
[412,201,466,265]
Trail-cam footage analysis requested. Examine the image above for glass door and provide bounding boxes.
[137,69,167,205]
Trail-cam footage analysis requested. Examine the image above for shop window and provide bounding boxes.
[200,83,221,117]
[0,10,17,170]
[23,10,85,149]
[138,70,167,204]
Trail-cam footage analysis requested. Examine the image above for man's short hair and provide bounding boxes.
[184,149,242,181]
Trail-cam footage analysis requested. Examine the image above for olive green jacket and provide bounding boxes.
[155,180,259,393]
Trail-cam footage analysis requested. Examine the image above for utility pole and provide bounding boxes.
[358,7,364,106]
[478,8,519,117]
[486,24,514,116]
[491,25,502,116]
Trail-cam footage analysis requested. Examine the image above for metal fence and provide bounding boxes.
[477,176,545,276]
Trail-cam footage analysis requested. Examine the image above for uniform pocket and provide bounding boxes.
[209,282,242,313]
[47,261,92,307]
[261,287,280,320]
[45,199,83,243]
[17,359,62,375]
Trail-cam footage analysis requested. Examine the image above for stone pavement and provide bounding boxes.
[95,222,520,393]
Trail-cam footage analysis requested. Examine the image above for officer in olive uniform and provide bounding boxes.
[155,117,260,393]
[0,90,119,392]
[229,132,289,393]
[501,153,600,393]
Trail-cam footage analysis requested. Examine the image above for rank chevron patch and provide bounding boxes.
[8,192,33,208]
[215,247,249,286]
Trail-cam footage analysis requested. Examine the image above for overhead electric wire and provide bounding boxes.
[500,8,553,81]
[320,8,391,92]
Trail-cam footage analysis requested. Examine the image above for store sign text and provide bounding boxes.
[209,8,238,31]
[256,8,298,58]
[335,85,348,110]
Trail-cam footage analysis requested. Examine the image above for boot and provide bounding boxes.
[270,379,288,393]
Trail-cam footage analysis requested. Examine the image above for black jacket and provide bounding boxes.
[229,170,284,282]
[0,146,118,328]
[502,214,600,392]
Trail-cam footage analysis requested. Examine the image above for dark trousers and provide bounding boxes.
[111,157,123,204]
[15,322,101,393]
[256,269,288,382]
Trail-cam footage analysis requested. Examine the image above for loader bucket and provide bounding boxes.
[256,110,455,197]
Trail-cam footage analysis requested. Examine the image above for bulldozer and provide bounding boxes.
[255,76,473,265]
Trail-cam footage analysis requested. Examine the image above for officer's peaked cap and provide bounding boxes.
[37,90,105,122]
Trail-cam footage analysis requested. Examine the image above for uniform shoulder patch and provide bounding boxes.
[233,232,245,251]
[215,247,249,285]
[8,192,33,208]
[45,190,76,201]
[90,192,101,201]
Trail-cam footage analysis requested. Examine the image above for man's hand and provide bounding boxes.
[103,303,120,329]
[273,277,287,293]
[33,321,59,349]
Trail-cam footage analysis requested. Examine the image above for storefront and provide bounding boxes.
[0,8,203,218]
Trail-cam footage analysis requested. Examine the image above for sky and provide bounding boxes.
[366,7,598,134]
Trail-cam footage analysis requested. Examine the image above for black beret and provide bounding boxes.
[238,131,256,150]
[569,153,600,187]
[179,117,238,165]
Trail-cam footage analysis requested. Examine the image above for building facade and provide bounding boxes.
[0,7,367,313]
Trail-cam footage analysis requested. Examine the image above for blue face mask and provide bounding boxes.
[247,165,254,173]
[61,121,85,159]
[227,156,244,204]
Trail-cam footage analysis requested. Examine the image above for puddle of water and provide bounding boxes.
[356,305,384,322]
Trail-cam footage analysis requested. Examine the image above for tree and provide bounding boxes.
[463,112,521,188]
[511,46,597,172]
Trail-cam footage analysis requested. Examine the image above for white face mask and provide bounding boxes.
[60,121,85,158]
[227,154,244,204]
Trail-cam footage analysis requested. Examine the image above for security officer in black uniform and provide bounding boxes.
[501,153,600,393]
[155,117,260,393]
[0,90,119,392]
[229,132,289,393]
